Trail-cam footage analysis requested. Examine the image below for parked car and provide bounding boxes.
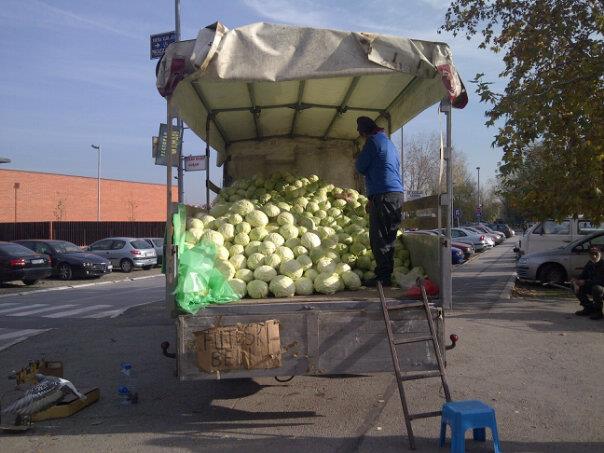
[144,238,164,265]
[463,225,503,247]
[447,228,492,252]
[410,230,475,260]
[471,224,506,244]
[15,240,112,280]
[451,246,464,264]
[516,231,604,283]
[0,241,52,285]
[514,218,604,257]
[87,237,157,272]
[487,222,514,238]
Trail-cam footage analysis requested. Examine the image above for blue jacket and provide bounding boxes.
[355,131,404,196]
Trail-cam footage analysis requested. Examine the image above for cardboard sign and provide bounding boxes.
[194,320,281,372]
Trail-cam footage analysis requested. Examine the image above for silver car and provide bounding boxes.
[516,231,604,283]
[448,228,492,252]
[87,237,157,272]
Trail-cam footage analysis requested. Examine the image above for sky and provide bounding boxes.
[0,0,507,205]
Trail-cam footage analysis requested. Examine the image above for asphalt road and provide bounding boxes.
[7,240,599,452]
[0,275,164,351]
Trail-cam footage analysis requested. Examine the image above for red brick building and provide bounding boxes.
[0,169,176,222]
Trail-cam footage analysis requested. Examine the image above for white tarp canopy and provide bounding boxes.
[156,22,467,165]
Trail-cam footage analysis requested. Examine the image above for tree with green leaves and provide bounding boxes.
[442,0,603,221]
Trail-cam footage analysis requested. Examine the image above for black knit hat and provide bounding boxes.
[356,116,378,134]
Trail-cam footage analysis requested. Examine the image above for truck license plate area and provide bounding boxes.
[194,320,281,373]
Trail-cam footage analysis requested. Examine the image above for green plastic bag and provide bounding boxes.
[172,205,239,314]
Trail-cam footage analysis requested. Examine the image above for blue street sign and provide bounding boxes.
[150,31,176,60]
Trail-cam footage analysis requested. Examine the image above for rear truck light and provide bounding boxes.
[9,258,26,267]
[130,250,142,256]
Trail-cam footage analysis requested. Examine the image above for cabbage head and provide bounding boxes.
[279,224,299,240]
[247,280,269,299]
[266,232,285,247]
[264,253,282,269]
[215,245,230,261]
[254,265,277,282]
[269,275,296,298]
[275,246,295,262]
[316,257,337,274]
[244,241,262,256]
[249,226,269,242]
[301,232,321,249]
[200,230,224,247]
[246,252,265,270]
[341,270,362,290]
[230,199,255,216]
[236,268,254,283]
[233,232,250,246]
[279,259,303,279]
[314,272,341,295]
[277,211,295,225]
[246,210,269,227]
[236,222,251,234]
[259,240,276,256]
[304,268,319,282]
[215,260,236,279]
[263,203,281,218]
[229,244,245,256]
[295,277,314,295]
[229,254,246,270]
[228,278,247,297]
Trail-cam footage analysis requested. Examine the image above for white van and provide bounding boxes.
[514,219,604,257]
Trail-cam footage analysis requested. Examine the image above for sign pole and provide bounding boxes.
[175,0,184,203]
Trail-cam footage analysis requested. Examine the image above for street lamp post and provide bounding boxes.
[13,182,20,223]
[91,145,101,222]
[476,166,481,222]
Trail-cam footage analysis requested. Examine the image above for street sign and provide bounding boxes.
[406,190,424,201]
[184,155,207,171]
[150,31,176,60]
[154,123,183,167]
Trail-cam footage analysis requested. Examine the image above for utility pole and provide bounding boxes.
[175,0,184,203]
[400,127,404,201]
[476,166,481,223]
[13,182,20,223]
[91,145,101,221]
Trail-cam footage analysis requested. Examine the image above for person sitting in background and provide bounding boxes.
[572,246,604,320]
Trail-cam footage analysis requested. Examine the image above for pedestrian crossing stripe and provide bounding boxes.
[0,303,119,319]
[0,328,51,352]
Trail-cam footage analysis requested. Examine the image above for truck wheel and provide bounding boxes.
[57,263,73,280]
[22,279,38,286]
[120,259,134,273]
[539,264,566,284]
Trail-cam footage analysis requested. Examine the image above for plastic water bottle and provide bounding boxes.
[117,362,138,405]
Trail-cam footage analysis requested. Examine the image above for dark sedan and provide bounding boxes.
[0,241,52,285]
[15,240,112,280]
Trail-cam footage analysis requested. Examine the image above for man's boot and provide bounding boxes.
[575,305,593,316]
[589,302,603,320]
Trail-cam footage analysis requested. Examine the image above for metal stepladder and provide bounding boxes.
[377,279,452,450]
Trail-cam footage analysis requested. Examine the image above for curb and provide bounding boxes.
[0,274,164,299]
[499,272,517,301]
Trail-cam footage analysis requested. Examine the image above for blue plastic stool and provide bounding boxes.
[439,400,502,453]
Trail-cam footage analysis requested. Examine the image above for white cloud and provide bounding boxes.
[0,0,147,41]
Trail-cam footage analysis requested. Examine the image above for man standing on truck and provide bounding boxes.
[354,116,404,287]
[572,246,604,320]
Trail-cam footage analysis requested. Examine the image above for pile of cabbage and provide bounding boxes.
[183,173,415,298]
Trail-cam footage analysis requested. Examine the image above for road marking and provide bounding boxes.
[8,304,77,317]
[0,304,46,315]
[82,309,126,319]
[0,328,51,352]
[42,304,113,318]
[0,328,49,341]
[0,303,21,309]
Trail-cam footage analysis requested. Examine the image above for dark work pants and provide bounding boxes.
[369,192,404,282]
[576,284,595,308]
